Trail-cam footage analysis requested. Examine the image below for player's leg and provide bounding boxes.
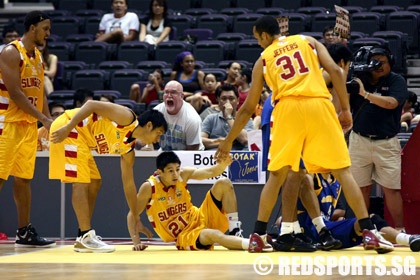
[198,228,247,250]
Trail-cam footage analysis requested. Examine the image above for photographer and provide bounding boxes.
[348,46,408,231]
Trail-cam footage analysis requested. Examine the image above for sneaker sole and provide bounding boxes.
[364,243,394,254]
[15,242,57,248]
[410,240,420,252]
[73,247,115,253]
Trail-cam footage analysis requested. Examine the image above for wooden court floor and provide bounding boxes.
[0,239,419,280]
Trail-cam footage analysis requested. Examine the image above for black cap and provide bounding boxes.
[24,11,50,31]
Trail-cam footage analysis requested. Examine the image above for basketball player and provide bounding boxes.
[49,101,167,253]
[215,15,393,254]
[127,151,248,251]
[0,11,56,248]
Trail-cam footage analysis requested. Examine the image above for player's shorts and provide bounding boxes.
[303,218,362,249]
[176,191,229,250]
[269,96,350,173]
[49,113,101,183]
[0,121,37,180]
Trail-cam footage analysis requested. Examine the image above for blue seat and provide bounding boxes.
[48,42,75,61]
[200,68,226,82]
[196,14,232,36]
[60,60,89,89]
[155,41,192,63]
[370,5,403,14]
[197,0,233,10]
[117,41,152,65]
[311,12,337,33]
[271,0,308,11]
[93,90,122,100]
[350,12,385,35]
[74,41,111,67]
[167,14,195,36]
[183,28,214,41]
[71,69,108,91]
[220,7,251,16]
[65,34,95,44]
[346,0,378,10]
[83,16,102,36]
[98,61,133,75]
[386,11,420,55]
[232,13,264,36]
[283,13,311,35]
[184,8,216,16]
[51,16,82,36]
[193,40,227,66]
[136,61,169,72]
[235,39,262,64]
[109,69,146,99]
[234,0,269,11]
[255,7,286,16]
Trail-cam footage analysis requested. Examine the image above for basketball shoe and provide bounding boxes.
[362,229,394,254]
[317,227,342,250]
[74,230,115,253]
[248,233,273,253]
[409,234,420,252]
[270,233,317,252]
[15,223,56,248]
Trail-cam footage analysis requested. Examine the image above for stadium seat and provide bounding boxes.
[155,41,192,63]
[74,41,111,67]
[71,69,109,91]
[116,41,152,65]
[193,40,227,66]
[109,69,146,99]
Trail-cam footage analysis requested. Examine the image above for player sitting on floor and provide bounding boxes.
[127,151,249,251]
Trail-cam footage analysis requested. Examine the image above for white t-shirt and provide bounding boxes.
[99,12,139,36]
[154,101,204,151]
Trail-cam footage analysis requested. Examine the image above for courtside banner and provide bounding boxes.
[174,151,266,185]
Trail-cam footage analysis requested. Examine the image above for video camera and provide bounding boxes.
[346,46,383,95]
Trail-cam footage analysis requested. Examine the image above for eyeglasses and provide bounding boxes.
[164,90,181,96]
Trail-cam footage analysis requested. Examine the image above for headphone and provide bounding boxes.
[368,45,395,68]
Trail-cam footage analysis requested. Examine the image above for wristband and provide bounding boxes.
[364,92,370,99]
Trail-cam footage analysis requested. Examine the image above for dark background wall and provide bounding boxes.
[0,153,281,240]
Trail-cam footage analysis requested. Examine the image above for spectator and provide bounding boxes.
[222,61,242,86]
[201,83,254,150]
[0,26,19,52]
[154,80,204,150]
[127,151,247,251]
[49,101,167,253]
[185,72,218,114]
[235,67,252,110]
[322,26,338,47]
[99,94,115,103]
[0,10,55,248]
[73,88,94,108]
[349,46,409,231]
[95,0,139,43]
[199,73,222,121]
[170,51,204,97]
[38,102,65,151]
[139,0,172,45]
[37,41,57,95]
[129,69,164,104]
[401,90,417,131]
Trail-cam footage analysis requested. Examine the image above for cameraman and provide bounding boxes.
[349,46,408,231]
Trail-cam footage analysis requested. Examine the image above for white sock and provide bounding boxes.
[293,221,302,234]
[396,233,411,245]
[241,238,250,250]
[280,222,294,236]
[312,216,326,233]
[226,212,239,232]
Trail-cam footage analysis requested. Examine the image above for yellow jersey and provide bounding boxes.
[63,108,137,154]
[261,35,331,102]
[0,39,44,123]
[145,174,196,243]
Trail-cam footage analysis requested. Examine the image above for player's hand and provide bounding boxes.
[41,117,53,132]
[338,110,353,134]
[137,222,154,240]
[50,125,72,143]
[215,140,233,162]
[132,243,148,251]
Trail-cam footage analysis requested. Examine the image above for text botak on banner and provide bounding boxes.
[174,151,266,185]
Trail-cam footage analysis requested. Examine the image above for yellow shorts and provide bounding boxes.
[49,114,101,183]
[176,191,229,250]
[269,97,351,174]
[0,121,37,180]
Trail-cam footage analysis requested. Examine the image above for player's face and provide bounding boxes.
[159,163,181,185]
[34,20,50,47]
[144,126,165,144]
[253,28,269,49]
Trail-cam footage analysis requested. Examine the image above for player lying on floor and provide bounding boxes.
[278,172,420,253]
[127,151,249,251]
